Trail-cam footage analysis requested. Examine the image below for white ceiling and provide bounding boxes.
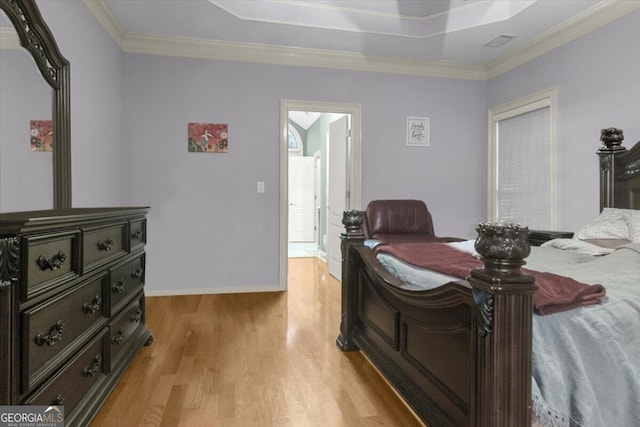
[85,0,639,79]
[289,111,322,130]
[3,1,639,80]
[101,0,593,64]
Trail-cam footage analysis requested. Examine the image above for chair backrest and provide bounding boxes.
[365,199,435,238]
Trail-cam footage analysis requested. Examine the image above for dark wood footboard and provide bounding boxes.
[337,214,538,427]
[337,130,640,427]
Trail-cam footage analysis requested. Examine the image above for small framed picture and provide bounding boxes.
[188,122,228,153]
[406,116,430,147]
[30,120,53,151]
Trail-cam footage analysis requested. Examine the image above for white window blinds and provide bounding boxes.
[488,88,556,230]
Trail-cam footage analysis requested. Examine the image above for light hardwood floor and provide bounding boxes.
[90,257,423,427]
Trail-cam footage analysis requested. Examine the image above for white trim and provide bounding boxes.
[145,284,282,297]
[81,0,126,43]
[490,88,557,120]
[84,0,639,80]
[121,33,487,80]
[486,1,640,79]
[0,28,20,50]
[280,100,362,291]
[287,124,303,154]
[487,87,558,228]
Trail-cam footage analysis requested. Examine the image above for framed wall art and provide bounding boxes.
[406,116,430,147]
[188,122,228,153]
[30,120,53,151]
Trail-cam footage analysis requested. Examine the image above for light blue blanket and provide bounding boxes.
[375,239,640,426]
[527,243,640,427]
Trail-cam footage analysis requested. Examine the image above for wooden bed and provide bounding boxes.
[336,127,640,427]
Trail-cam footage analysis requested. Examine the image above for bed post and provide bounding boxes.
[598,127,626,210]
[467,222,538,427]
[336,210,365,351]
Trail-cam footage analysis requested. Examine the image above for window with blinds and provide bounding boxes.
[488,88,557,230]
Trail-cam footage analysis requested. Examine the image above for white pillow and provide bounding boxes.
[573,208,630,240]
[608,208,640,242]
[542,238,615,255]
[626,213,640,242]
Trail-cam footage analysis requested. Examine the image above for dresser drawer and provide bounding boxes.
[23,328,107,409]
[109,294,144,365]
[109,254,145,315]
[129,218,146,252]
[23,230,81,299]
[23,274,108,392]
[82,223,127,271]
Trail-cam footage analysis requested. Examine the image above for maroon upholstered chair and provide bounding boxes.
[362,199,464,244]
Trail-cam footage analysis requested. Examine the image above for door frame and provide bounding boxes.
[279,100,362,290]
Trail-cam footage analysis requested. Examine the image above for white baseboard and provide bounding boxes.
[145,283,283,297]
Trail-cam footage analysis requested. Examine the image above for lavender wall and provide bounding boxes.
[37,0,128,207]
[0,49,52,211]
[487,10,640,231]
[122,56,486,293]
[8,2,637,294]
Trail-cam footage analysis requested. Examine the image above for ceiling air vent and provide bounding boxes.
[483,34,517,48]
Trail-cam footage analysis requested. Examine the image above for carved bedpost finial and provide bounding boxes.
[469,222,537,427]
[598,128,626,210]
[474,221,530,274]
[599,127,625,151]
[342,210,364,235]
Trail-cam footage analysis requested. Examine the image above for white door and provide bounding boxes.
[314,152,321,245]
[327,115,349,279]
[288,156,316,242]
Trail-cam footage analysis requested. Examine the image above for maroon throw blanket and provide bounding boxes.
[375,243,606,315]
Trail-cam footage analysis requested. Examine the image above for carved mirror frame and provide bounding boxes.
[0,0,71,209]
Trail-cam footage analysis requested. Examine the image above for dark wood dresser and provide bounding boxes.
[0,207,152,426]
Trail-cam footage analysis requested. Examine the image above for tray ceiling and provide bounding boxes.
[4,1,639,79]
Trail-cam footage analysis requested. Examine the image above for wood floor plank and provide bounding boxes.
[90,258,423,426]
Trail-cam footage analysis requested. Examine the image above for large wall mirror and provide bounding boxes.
[0,0,71,212]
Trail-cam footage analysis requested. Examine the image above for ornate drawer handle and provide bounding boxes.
[54,395,64,405]
[111,328,125,345]
[36,251,67,271]
[97,237,113,251]
[112,278,126,294]
[131,308,143,323]
[82,294,102,314]
[131,229,144,241]
[131,267,144,281]
[35,320,65,346]
[82,355,102,377]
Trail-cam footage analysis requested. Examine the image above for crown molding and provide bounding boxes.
[0,27,19,49]
[121,32,487,80]
[82,0,126,43]
[486,0,640,79]
[83,0,639,81]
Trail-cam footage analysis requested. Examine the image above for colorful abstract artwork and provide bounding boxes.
[188,123,228,153]
[30,120,53,152]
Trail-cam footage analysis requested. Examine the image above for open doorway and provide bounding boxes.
[287,111,350,261]
[287,112,322,258]
[279,100,362,290]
